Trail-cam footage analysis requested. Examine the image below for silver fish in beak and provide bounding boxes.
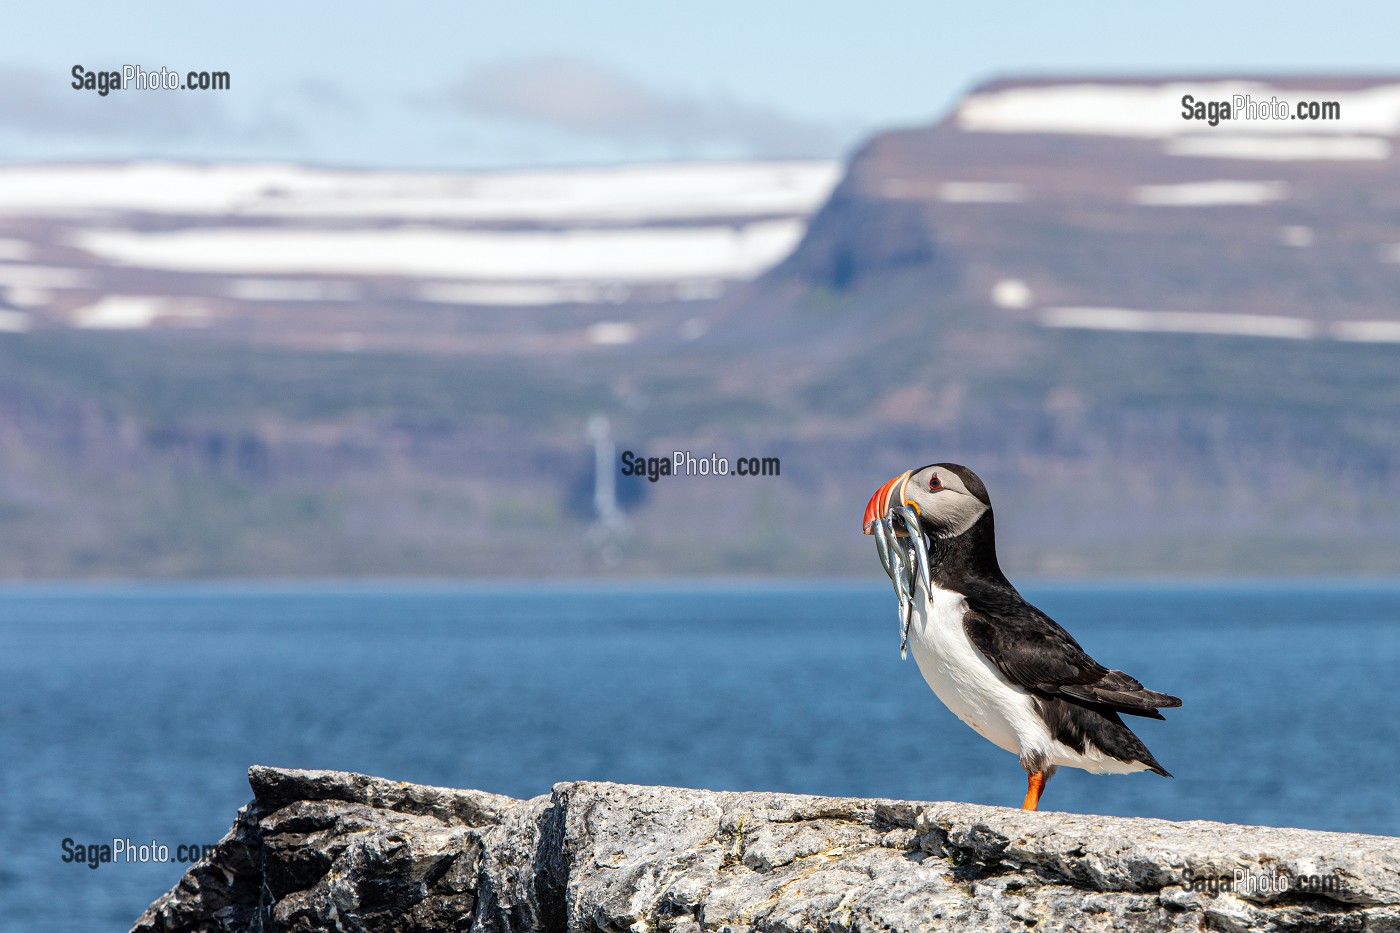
[871,508,895,580]
[895,504,932,597]
[872,515,911,654]
[863,472,932,658]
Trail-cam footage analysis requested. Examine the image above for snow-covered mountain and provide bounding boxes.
[0,160,839,334]
[2,77,1400,579]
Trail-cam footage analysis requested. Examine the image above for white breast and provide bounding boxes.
[906,582,1149,774]
[907,583,1041,757]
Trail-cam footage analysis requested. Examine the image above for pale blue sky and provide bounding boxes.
[2,0,1396,169]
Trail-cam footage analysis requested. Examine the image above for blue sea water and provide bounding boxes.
[3,581,1400,932]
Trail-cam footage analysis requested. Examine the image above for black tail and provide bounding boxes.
[1035,696,1173,777]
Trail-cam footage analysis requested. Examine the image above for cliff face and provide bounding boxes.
[134,767,1400,933]
[8,80,1400,580]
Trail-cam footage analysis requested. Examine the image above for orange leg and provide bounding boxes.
[1022,771,1046,811]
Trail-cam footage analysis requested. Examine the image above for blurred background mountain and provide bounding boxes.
[2,76,1399,579]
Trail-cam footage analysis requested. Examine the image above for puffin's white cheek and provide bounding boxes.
[934,498,986,538]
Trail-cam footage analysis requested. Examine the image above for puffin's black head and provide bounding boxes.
[862,462,991,539]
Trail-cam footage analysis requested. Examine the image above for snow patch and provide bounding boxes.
[224,279,362,302]
[1041,306,1317,339]
[71,295,208,329]
[0,161,840,222]
[1330,321,1400,343]
[416,282,609,306]
[587,322,638,345]
[938,182,1025,203]
[1165,135,1391,161]
[72,221,807,283]
[2,287,50,308]
[1132,181,1289,206]
[991,279,1033,309]
[72,296,163,329]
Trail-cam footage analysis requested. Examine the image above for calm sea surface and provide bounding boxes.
[3,581,1399,931]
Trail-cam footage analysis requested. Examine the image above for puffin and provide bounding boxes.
[861,463,1180,811]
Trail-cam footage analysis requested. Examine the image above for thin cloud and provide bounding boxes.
[443,55,846,159]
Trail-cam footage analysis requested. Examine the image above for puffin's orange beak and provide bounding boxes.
[862,472,910,534]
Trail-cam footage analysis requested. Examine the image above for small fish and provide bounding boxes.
[872,515,896,583]
[873,519,904,638]
[872,513,895,580]
[890,526,912,658]
[896,588,911,659]
[883,517,913,658]
[895,506,932,597]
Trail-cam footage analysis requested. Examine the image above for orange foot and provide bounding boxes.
[1022,770,1046,811]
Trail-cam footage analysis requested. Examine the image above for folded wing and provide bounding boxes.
[962,605,1182,719]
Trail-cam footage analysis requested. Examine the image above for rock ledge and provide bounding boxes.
[132,766,1400,932]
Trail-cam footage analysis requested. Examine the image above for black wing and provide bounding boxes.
[961,601,1182,718]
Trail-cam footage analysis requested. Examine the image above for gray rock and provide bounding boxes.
[133,767,1400,933]
[132,767,516,933]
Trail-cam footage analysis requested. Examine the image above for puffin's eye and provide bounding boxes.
[929,473,943,491]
